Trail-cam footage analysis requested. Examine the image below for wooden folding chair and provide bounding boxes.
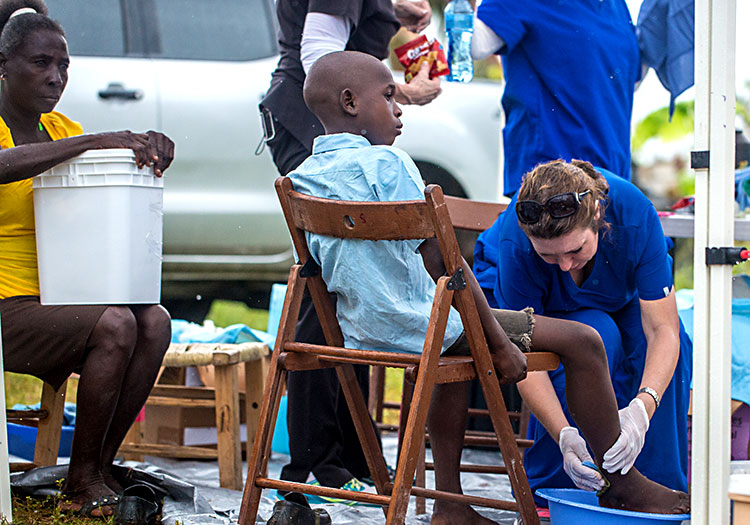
[369,195,535,439]
[238,177,559,525]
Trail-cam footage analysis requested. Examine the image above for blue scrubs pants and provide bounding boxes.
[524,301,692,506]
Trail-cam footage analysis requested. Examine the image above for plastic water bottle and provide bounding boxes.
[444,0,473,83]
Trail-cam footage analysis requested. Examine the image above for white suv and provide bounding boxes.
[46,0,504,318]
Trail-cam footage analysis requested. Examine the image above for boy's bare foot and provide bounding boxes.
[432,501,498,524]
[489,343,527,384]
[599,468,690,515]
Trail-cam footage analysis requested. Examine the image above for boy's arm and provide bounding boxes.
[418,239,527,383]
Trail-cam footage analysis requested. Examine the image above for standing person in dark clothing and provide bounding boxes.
[259,1,442,520]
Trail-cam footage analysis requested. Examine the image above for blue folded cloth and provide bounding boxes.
[170,319,275,347]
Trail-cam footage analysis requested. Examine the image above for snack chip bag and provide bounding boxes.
[395,35,450,83]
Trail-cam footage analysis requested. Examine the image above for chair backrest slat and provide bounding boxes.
[285,188,436,241]
[444,195,508,233]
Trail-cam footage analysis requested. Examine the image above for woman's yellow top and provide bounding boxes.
[0,112,83,298]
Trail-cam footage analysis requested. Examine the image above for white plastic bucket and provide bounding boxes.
[32,149,164,305]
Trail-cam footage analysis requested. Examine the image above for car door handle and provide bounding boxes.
[98,82,143,101]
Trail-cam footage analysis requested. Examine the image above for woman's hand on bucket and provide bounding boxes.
[145,130,174,176]
[93,130,174,176]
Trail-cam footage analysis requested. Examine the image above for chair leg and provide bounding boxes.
[416,438,426,515]
[386,363,440,524]
[369,365,386,423]
[214,363,242,490]
[475,367,539,525]
[33,380,67,467]
[239,359,287,525]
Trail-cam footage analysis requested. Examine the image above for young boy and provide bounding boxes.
[290,50,689,523]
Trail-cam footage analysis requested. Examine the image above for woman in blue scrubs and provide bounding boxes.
[470,0,640,196]
[475,159,692,506]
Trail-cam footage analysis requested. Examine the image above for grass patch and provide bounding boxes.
[9,494,114,525]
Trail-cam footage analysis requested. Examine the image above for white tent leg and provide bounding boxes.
[0,317,12,522]
[692,0,736,522]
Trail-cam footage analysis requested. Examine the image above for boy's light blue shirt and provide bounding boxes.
[287,133,463,354]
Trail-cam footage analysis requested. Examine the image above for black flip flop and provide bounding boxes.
[113,483,161,525]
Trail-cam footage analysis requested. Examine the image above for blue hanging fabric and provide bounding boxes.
[735,167,750,213]
[677,284,750,407]
[637,0,694,119]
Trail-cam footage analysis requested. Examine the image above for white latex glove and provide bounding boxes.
[558,426,605,491]
[602,397,650,474]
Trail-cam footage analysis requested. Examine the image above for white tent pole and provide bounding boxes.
[692,0,736,522]
[0,316,12,522]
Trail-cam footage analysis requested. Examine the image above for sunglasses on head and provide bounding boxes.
[515,190,591,225]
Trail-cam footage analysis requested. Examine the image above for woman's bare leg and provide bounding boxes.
[531,316,689,514]
[61,306,138,515]
[99,305,171,490]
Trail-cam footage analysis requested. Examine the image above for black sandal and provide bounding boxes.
[267,499,332,525]
[113,483,161,525]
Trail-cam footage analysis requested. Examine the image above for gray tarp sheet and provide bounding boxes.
[10,434,522,524]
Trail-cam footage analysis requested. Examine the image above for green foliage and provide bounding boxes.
[676,169,696,197]
[205,300,269,331]
[5,373,79,409]
[632,101,695,152]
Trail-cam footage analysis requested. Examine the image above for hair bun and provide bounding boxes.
[571,159,599,179]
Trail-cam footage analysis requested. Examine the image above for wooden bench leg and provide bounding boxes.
[215,363,242,490]
[243,357,268,453]
[33,380,67,467]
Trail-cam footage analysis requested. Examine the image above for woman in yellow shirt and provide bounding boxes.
[0,0,174,517]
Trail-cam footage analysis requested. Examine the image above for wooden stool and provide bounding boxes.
[7,379,68,472]
[118,341,269,490]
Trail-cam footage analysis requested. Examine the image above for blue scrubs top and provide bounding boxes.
[474,171,692,503]
[476,0,640,196]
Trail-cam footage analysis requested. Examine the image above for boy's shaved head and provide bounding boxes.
[304,50,388,120]
[303,50,402,146]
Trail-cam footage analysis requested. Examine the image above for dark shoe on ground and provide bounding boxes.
[266,499,332,525]
[113,483,160,525]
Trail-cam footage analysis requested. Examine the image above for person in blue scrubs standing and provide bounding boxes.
[470,0,641,196]
[475,159,692,506]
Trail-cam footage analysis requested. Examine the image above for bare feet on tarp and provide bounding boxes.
[59,479,121,518]
[431,501,498,524]
[600,468,690,515]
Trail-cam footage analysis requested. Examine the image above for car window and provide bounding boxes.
[46,0,128,57]
[150,0,277,61]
